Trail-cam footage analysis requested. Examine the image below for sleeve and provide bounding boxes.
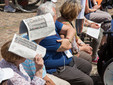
[42,65,46,78]
[55,20,63,34]
[9,65,45,85]
[40,35,61,51]
[32,76,46,85]
[10,75,45,85]
[22,59,34,80]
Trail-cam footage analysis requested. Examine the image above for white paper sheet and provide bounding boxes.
[19,13,56,41]
[86,24,101,39]
[9,34,46,60]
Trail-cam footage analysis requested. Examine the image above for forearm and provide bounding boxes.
[77,38,85,46]
[92,0,97,5]
[66,28,76,42]
[35,69,43,78]
[43,75,55,85]
[85,0,97,14]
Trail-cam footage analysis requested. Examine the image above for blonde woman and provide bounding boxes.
[57,0,93,63]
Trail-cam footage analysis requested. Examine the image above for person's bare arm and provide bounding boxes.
[57,24,76,52]
[34,55,44,78]
[59,24,76,42]
[57,38,72,52]
[85,0,97,14]
[43,75,55,85]
[84,17,100,29]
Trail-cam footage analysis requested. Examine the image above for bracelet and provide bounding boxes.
[79,42,84,45]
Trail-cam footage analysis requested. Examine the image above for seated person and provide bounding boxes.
[83,17,103,62]
[57,0,93,63]
[0,40,46,85]
[22,57,70,85]
[0,68,14,85]
[30,1,93,85]
[76,0,103,62]
[85,0,112,31]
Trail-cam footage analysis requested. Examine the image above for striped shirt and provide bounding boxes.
[0,59,45,85]
[22,59,46,80]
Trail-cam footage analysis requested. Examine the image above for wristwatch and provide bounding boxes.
[94,2,97,5]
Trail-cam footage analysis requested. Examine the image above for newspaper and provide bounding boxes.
[86,24,101,39]
[8,34,46,60]
[19,13,56,41]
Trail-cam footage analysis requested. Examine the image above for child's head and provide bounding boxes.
[1,41,24,64]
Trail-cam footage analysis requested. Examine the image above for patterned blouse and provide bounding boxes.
[0,59,45,85]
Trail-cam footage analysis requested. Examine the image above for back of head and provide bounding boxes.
[37,1,56,17]
[1,41,24,64]
[60,0,81,21]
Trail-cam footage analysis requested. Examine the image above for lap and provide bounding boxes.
[46,73,70,85]
[53,56,93,85]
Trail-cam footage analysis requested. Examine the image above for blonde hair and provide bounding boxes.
[60,0,81,21]
[1,41,24,64]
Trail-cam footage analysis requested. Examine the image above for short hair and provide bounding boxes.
[37,1,56,16]
[1,41,24,64]
[60,0,81,21]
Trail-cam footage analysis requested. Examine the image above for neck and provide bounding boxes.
[14,61,20,69]
[35,39,42,44]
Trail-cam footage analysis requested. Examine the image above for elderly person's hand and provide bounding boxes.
[90,23,100,29]
[79,44,92,55]
[34,54,44,78]
[57,39,72,52]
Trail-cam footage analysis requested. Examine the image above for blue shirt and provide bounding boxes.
[39,20,72,74]
[22,20,72,74]
[21,35,46,80]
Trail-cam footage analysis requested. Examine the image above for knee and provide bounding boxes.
[82,76,94,85]
[86,61,92,74]
[79,51,92,63]
[104,14,112,21]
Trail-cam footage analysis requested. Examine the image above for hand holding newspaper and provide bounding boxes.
[19,13,56,41]
[86,24,101,39]
[8,34,46,60]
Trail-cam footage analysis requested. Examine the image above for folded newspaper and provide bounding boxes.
[86,24,101,39]
[8,34,46,60]
[19,13,56,41]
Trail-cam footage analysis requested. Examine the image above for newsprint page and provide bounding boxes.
[9,34,46,60]
[20,13,56,40]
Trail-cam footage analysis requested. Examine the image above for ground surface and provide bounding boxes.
[0,0,113,85]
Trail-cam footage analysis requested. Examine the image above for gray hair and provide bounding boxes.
[37,1,56,16]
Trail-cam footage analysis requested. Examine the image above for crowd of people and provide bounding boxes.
[0,0,112,85]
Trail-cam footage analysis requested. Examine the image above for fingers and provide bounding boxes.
[34,54,43,64]
[57,39,62,42]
